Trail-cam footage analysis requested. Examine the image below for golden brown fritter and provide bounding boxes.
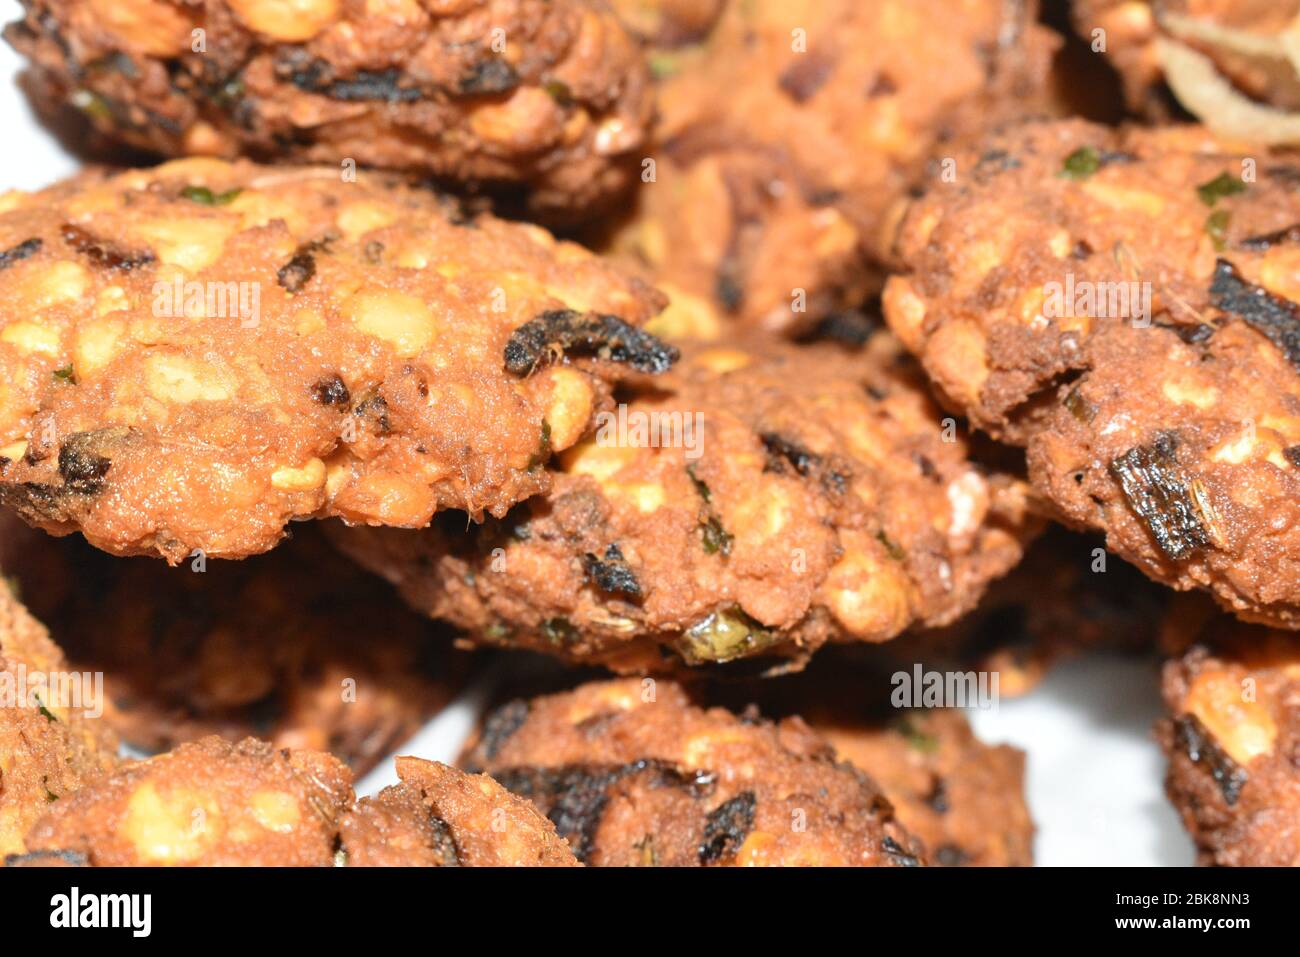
[19,735,354,866]
[885,119,1300,629]
[609,0,724,48]
[0,580,118,857]
[332,332,1036,672]
[0,514,467,774]
[4,0,655,222]
[462,678,927,866]
[814,709,1032,868]
[340,756,578,866]
[1157,613,1300,866]
[598,0,1057,337]
[1071,1,1300,117]
[0,158,668,561]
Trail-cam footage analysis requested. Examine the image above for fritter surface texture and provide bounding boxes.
[463,678,926,866]
[602,0,1057,335]
[0,514,466,774]
[0,158,666,561]
[340,756,578,866]
[885,119,1300,628]
[19,735,353,866]
[0,581,117,857]
[5,0,654,220]
[1157,614,1300,866]
[333,332,1034,672]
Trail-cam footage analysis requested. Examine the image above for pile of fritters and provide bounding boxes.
[0,0,1297,868]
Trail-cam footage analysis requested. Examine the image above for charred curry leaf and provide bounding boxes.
[504,310,679,375]
[1175,713,1248,806]
[310,374,351,406]
[0,237,41,269]
[1196,172,1247,207]
[57,430,128,495]
[61,224,154,270]
[476,699,530,761]
[458,59,519,95]
[581,544,641,597]
[1109,433,1211,561]
[1209,258,1300,371]
[699,791,756,864]
[1240,223,1300,251]
[881,834,922,866]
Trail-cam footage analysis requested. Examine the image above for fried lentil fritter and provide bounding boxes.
[1071,1,1300,115]
[339,756,578,866]
[0,158,667,561]
[332,332,1035,672]
[18,735,353,866]
[0,514,466,774]
[4,0,654,221]
[815,708,1032,867]
[463,678,926,866]
[885,119,1300,628]
[599,0,1057,336]
[0,581,118,857]
[1157,613,1300,866]
[608,0,724,48]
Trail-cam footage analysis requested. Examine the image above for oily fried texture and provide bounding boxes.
[463,679,926,866]
[19,735,353,866]
[332,332,1035,673]
[885,120,1300,628]
[0,582,117,857]
[0,514,466,775]
[609,0,724,47]
[816,709,1032,867]
[1071,1,1300,114]
[600,0,1057,336]
[340,756,578,866]
[1157,614,1300,866]
[0,158,666,561]
[708,654,1034,866]
[897,528,1166,697]
[4,0,654,222]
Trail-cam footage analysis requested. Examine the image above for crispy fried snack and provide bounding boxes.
[463,678,926,866]
[0,580,117,857]
[0,158,667,561]
[885,119,1300,628]
[332,332,1035,672]
[1071,1,1300,121]
[814,708,1032,867]
[0,514,466,774]
[340,756,578,867]
[600,0,1056,336]
[608,0,724,47]
[1157,612,1300,866]
[4,0,654,221]
[18,735,353,866]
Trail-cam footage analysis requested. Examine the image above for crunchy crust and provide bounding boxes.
[885,119,1300,628]
[0,158,667,561]
[599,0,1057,336]
[18,735,354,866]
[0,581,118,857]
[4,0,654,221]
[0,514,467,775]
[462,678,927,866]
[340,756,578,866]
[1157,614,1300,866]
[332,332,1035,672]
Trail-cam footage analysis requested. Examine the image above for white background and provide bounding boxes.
[0,3,1193,865]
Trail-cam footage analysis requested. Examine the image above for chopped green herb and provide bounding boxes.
[527,421,553,471]
[894,716,940,754]
[181,185,244,206]
[52,364,76,385]
[1206,209,1231,251]
[678,607,778,663]
[34,695,58,723]
[1060,146,1101,180]
[542,80,573,106]
[1064,385,1096,424]
[540,617,577,646]
[1197,172,1247,207]
[701,516,733,556]
[875,529,905,561]
[686,463,711,503]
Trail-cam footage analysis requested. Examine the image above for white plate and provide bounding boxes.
[0,8,1195,865]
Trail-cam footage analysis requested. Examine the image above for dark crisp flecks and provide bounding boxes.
[503,309,678,375]
[699,791,756,864]
[1109,434,1211,561]
[1209,259,1300,372]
